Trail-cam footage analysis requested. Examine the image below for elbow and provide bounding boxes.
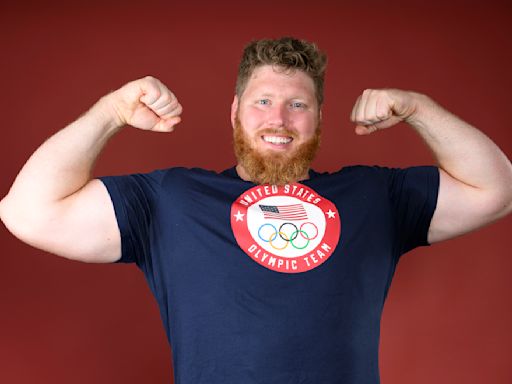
[1,195,29,242]
[0,194,49,247]
[0,196,6,223]
[502,162,512,214]
[482,163,512,219]
[0,193,9,219]
[502,193,512,217]
[0,194,18,234]
[499,171,512,216]
[483,184,512,221]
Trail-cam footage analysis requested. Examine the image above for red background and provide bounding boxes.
[1,1,511,383]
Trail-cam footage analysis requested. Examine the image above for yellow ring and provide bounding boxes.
[269,231,289,250]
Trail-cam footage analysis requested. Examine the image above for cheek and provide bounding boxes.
[240,110,266,131]
[297,116,318,135]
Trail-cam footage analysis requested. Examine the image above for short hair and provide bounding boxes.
[235,37,327,106]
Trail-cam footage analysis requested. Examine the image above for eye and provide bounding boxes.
[291,101,306,109]
[258,99,270,105]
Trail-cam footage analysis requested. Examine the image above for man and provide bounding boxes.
[1,37,511,383]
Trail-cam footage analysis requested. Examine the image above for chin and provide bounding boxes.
[233,118,321,185]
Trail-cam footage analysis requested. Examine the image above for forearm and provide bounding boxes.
[408,94,512,196]
[1,95,121,213]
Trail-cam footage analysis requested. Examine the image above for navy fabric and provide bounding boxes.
[100,165,439,384]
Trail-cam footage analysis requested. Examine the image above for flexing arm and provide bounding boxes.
[0,76,182,262]
[350,89,512,243]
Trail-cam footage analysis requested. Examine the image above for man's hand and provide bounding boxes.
[350,89,421,135]
[106,76,183,132]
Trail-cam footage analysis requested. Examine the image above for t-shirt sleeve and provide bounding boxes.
[383,166,440,255]
[99,170,165,265]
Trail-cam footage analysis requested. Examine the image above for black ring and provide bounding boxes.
[278,222,298,241]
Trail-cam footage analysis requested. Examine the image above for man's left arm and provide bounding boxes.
[350,89,512,243]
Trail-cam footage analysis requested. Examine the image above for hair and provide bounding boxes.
[235,37,327,106]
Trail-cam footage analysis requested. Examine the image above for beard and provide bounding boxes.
[233,116,321,185]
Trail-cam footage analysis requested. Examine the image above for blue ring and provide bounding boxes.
[258,223,277,243]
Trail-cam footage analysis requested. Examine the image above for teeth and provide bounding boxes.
[263,136,292,145]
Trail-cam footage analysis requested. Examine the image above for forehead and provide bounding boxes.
[243,65,316,99]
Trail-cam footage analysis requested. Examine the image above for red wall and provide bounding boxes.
[1,1,511,383]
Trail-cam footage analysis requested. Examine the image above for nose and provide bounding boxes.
[267,103,289,128]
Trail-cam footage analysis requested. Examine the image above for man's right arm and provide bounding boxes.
[0,76,182,263]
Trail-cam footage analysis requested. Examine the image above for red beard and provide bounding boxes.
[233,116,321,185]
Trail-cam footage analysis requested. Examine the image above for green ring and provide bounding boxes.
[289,230,310,250]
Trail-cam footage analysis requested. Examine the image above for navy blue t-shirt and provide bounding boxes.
[100,165,439,384]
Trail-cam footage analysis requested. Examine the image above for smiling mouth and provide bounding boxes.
[262,135,293,145]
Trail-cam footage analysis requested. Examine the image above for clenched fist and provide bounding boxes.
[350,89,423,135]
[106,76,183,132]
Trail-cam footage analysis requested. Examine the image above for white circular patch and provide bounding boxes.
[231,183,341,273]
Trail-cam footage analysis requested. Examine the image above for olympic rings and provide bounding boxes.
[257,221,318,250]
[279,222,298,241]
[269,231,289,250]
[300,222,318,240]
[258,223,277,243]
[289,230,310,249]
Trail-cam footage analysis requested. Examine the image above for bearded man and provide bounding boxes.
[1,37,511,384]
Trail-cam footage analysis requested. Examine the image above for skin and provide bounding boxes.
[1,68,512,262]
[231,65,321,182]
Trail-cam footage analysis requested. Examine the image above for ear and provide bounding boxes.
[230,95,239,128]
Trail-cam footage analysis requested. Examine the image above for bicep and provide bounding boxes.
[28,179,121,263]
[428,169,506,243]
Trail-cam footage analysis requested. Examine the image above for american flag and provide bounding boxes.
[259,204,308,221]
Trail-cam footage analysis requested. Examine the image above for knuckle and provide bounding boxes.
[376,110,389,120]
[160,93,172,104]
[151,88,161,100]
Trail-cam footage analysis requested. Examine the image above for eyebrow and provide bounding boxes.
[256,93,309,100]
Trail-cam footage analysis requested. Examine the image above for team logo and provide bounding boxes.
[231,183,341,273]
